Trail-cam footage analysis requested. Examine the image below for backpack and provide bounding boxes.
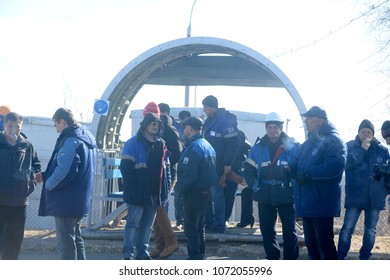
[160,115,184,165]
[233,130,251,172]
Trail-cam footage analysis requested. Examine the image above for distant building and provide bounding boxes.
[129,107,269,146]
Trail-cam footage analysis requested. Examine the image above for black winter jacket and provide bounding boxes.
[0,132,41,206]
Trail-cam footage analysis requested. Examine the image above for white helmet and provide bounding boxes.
[265,112,284,123]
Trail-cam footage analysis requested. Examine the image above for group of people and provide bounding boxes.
[118,96,390,261]
[240,105,390,260]
[1,98,390,261]
[120,97,238,260]
[0,106,96,260]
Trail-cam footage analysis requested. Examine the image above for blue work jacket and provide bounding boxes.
[293,121,347,217]
[120,134,171,206]
[203,108,240,176]
[344,136,389,210]
[176,134,217,194]
[38,124,96,217]
[244,132,299,206]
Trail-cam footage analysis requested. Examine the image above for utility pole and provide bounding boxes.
[184,0,198,107]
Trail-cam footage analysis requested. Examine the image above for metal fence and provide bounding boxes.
[25,182,390,236]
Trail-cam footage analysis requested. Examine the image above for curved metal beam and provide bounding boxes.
[90,37,306,149]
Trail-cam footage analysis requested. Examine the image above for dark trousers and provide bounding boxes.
[224,180,238,222]
[258,203,299,260]
[0,205,26,260]
[240,186,254,225]
[302,217,337,260]
[0,223,5,252]
[174,183,184,226]
[183,188,211,260]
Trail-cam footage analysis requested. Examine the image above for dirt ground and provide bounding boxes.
[333,235,390,260]
[22,230,390,260]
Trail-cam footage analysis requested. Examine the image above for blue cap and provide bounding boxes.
[301,106,327,119]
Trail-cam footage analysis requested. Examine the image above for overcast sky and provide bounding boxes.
[0,0,389,142]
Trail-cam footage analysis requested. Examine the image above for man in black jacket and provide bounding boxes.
[120,111,171,260]
[0,112,41,259]
[141,103,180,259]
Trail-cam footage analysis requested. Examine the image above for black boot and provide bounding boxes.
[237,187,254,228]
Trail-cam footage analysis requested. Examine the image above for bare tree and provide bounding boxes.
[362,0,390,77]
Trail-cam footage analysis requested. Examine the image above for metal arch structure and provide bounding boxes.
[89,37,306,149]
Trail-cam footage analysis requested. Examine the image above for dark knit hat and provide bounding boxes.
[143,102,160,117]
[158,103,170,114]
[301,106,327,120]
[358,119,375,135]
[140,112,161,126]
[381,120,390,138]
[138,112,163,138]
[182,116,203,131]
[202,95,218,109]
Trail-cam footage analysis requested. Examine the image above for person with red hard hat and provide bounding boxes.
[0,105,11,130]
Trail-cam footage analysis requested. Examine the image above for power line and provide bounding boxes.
[269,0,389,59]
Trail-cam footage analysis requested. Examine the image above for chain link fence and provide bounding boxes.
[24,149,390,235]
[25,177,390,236]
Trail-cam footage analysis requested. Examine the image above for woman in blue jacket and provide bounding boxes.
[337,119,389,260]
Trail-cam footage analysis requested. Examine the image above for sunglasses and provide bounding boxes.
[149,122,160,127]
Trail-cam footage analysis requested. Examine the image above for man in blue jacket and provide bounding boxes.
[202,95,240,233]
[38,108,96,260]
[244,112,300,260]
[176,117,217,259]
[292,106,347,260]
[338,119,389,260]
[120,112,171,260]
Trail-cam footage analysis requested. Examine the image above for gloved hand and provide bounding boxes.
[296,172,311,185]
[372,164,381,182]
